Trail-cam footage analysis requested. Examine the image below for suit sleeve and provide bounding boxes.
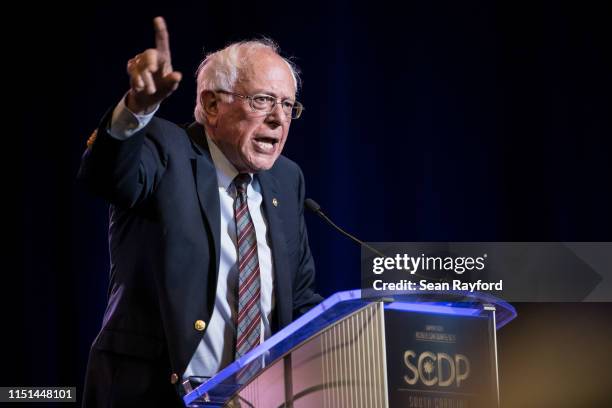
[77,109,169,208]
[292,167,324,318]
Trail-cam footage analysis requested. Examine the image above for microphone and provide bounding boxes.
[305,198,385,258]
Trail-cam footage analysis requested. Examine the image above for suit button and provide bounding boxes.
[194,320,206,331]
[170,373,179,384]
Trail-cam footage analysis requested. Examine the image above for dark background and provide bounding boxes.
[7,0,612,406]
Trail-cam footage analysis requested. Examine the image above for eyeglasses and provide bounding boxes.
[216,90,304,119]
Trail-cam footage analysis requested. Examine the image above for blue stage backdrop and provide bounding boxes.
[8,1,612,406]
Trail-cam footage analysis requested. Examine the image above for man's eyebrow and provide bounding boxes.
[253,89,296,100]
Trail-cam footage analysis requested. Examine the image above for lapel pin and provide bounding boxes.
[272,198,278,207]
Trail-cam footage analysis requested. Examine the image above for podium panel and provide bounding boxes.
[183,290,515,408]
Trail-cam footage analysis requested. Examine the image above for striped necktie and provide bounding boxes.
[233,173,262,359]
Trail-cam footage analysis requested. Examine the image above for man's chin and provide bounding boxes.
[243,155,278,173]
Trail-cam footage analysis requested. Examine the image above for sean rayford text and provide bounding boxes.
[372,279,503,292]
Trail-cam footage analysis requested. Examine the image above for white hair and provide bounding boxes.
[193,39,301,124]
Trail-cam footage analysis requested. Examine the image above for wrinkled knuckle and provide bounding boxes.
[144,48,158,59]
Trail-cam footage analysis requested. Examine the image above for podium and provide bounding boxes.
[183,290,516,408]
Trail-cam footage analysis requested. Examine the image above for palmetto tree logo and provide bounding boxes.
[422,358,435,382]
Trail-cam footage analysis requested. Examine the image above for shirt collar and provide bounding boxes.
[205,130,251,193]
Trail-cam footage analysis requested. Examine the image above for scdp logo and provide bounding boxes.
[403,351,470,387]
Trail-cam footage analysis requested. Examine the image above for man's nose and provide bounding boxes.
[265,102,284,127]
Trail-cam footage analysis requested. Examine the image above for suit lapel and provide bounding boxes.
[187,123,221,277]
[257,171,293,328]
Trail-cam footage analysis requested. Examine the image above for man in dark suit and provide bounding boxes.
[79,17,322,407]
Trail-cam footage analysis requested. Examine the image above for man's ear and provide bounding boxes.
[201,90,219,126]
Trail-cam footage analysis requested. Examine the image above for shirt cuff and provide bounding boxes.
[108,94,159,140]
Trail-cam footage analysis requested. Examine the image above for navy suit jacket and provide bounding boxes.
[78,112,321,407]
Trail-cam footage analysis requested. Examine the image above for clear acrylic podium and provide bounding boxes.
[183,289,516,408]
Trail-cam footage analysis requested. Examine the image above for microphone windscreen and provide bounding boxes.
[304,198,321,213]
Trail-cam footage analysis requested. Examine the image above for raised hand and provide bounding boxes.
[126,17,182,114]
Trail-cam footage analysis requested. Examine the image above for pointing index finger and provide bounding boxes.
[153,16,171,58]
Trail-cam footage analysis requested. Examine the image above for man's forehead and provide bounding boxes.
[239,51,296,94]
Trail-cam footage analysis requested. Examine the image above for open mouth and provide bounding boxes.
[253,136,279,153]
